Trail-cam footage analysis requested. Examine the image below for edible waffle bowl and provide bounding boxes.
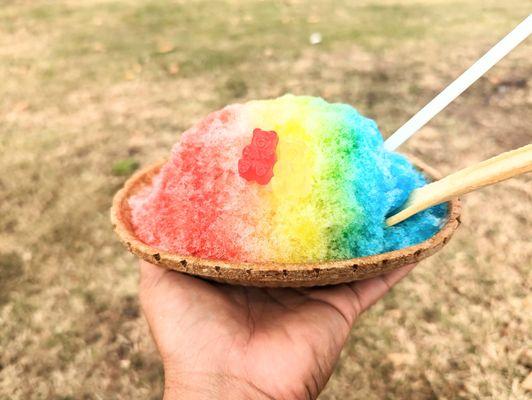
[111,157,461,287]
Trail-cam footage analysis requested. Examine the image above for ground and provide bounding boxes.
[0,1,531,399]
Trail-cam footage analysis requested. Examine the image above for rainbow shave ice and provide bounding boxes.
[129,95,446,263]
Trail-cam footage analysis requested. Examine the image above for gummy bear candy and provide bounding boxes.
[238,128,278,185]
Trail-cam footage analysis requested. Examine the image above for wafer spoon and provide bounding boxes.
[386,144,532,226]
[383,15,531,225]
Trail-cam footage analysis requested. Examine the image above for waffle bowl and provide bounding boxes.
[111,157,461,287]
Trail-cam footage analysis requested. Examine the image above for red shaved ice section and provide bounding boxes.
[129,105,264,261]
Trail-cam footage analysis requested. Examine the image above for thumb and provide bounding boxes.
[348,263,416,316]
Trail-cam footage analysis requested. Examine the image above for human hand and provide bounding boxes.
[139,261,416,400]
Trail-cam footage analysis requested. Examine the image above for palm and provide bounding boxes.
[139,261,415,399]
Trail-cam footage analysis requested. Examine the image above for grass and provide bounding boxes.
[112,159,140,176]
[0,0,531,399]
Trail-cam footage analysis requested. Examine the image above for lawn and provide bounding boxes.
[0,1,530,399]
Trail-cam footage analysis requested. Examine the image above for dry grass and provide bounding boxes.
[0,1,530,399]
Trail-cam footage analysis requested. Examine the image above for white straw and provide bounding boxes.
[384,14,532,151]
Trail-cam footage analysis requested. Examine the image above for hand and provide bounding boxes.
[139,261,416,400]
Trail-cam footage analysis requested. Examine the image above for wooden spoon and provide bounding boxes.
[386,144,532,226]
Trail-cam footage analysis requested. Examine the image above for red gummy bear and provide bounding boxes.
[238,128,278,185]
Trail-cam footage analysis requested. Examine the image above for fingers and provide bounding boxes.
[138,260,193,315]
[139,259,166,287]
[348,263,416,316]
[138,259,415,328]
[138,260,227,318]
[138,260,166,319]
[139,259,206,291]
[139,260,175,302]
